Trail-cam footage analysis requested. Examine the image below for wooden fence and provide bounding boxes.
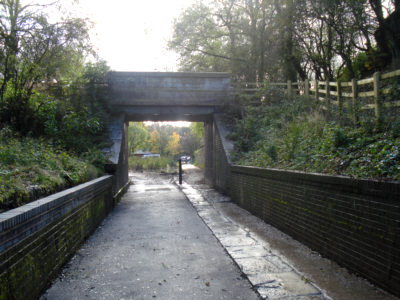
[234,69,400,126]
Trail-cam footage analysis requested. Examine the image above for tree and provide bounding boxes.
[190,122,204,140]
[128,122,149,155]
[165,131,181,156]
[148,130,161,154]
[180,131,201,158]
[170,0,393,82]
[0,0,91,132]
[168,2,233,73]
[169,0,308,81]
[369,0,400,68]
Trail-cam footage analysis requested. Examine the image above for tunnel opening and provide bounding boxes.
[127,121,205,182]
[105,71,232,193]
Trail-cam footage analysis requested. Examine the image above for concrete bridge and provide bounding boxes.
[1,72,398,300]
[104,71,233,194]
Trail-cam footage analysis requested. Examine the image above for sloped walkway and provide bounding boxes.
[178,182,323,299]
[180,165,399,300]
[40,173,259,300]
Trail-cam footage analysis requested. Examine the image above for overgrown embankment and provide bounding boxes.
[0,128,107,211]
[229,87,400,180]
[0,2,114,212]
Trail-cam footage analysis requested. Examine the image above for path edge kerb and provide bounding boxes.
[173,180,262,299]
[174,180,330,300]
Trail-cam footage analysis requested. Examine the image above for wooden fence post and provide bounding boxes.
[373,72,382,128]
[337,81,342,116]
[352,78,359,124]
[325,80,330,113]
[304,79,310,97]
[287,80,292,99]
[314,79,319,101]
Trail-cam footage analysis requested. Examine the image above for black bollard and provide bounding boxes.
[179,159,182,185]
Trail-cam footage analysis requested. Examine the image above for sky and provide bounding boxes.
[36,0,202,126]
[72,0,197,72]
[59,0,200,127]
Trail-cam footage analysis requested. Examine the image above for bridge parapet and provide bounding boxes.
[108,72,231,106]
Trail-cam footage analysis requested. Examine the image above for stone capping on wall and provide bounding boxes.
[214,120,400,297]
[0,175,113,253]
[230,165,400,197]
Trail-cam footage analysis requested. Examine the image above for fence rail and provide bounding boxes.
[234,70,400,126]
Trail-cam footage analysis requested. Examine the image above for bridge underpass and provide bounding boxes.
[40,72,264,299]
[103,72,232,193]
[40,72,397,300]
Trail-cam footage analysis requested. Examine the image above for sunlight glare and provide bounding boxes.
[75,0,197,71]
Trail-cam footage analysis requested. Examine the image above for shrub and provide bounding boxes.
[129,156,177,172]
[230,86,400,180]
[0,128,104,211]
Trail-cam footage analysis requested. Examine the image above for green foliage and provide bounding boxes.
[190,122,204,140]
[180,129,202,158]
[165,132,181,156]
[0,3,111,211]
[0,0,111,153]
[128,122,150,154]
[0,0,91,132]
[128,156,176,172]
[338,49,387,81]
[168,2,232,73]
[5,60,112,153]
[170,0,398,81]
[0,128,104,211]
[231,87,400,180]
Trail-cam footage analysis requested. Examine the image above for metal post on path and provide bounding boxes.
[179,159,182,185]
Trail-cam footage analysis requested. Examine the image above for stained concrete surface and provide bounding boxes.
[181,164,399,300]
[179,182,323,300]
[40,172,259,300]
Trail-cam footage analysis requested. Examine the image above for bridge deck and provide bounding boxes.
[40,173,258,299]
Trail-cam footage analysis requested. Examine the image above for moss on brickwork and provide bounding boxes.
[227,167,400,297]
[0,185,113,300]
[0,272,9,300]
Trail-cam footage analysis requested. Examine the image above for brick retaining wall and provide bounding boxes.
[0,176,114,300]
[213,120,400,297]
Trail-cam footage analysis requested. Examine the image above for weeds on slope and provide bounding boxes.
[230,87,400,180]
[0,127,107,211]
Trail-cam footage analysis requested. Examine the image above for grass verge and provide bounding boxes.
[0,128,106,211]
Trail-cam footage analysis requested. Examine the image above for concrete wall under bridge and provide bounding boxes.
[104,71,233,188]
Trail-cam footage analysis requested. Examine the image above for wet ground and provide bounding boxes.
[180,165,399,300]
[40,166,399,300]
[40,171,259,300]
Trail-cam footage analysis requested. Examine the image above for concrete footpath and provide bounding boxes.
[178,182,323,300]
[40,173,260,300]
[181,165,399,300]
